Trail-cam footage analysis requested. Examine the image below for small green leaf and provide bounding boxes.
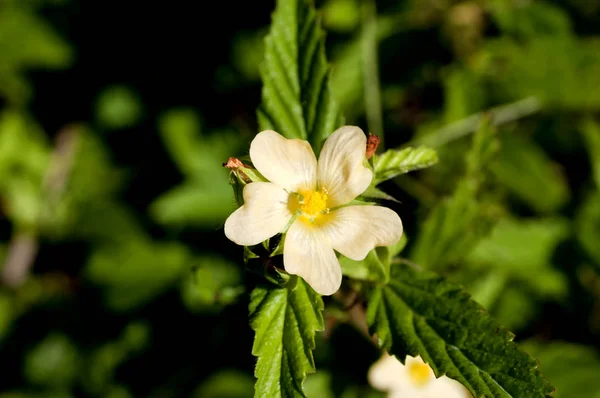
[249,277,324,397]
[367,262,554,398]
[25,334,80,389]
[257,0,343,151]
[95,85,143,130]
[359,186,399,202]
[373,146,438,184]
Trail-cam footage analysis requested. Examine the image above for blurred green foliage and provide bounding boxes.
[95,85,143,131]
[2,0,600,396]
[0,1,72,104]
[520,340,600,398]
[150,109,239,227]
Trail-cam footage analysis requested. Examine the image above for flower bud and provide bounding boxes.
[224,157,267,206]
[366,134,381,159]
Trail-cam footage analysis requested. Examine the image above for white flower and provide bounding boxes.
[368,353,473,398]
[224,126,403,295]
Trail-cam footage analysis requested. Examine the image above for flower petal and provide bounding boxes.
[283,220,342,296]
[320,205,403,261]
[317,126,373,206]
[224,182,292,246]
[250,130,317,192]
[423,377,473,398]
[368,353,412,393]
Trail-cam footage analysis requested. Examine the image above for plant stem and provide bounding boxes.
[412,96,541,148]
[361,0,384,146]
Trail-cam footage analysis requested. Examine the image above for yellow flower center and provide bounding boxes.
[407,361,433,387]
[298,189,328,219]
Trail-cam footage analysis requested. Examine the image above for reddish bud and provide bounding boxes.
[223,157,245,169]
[366,134,381,159]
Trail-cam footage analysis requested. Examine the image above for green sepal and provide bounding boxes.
[360,186,399,202]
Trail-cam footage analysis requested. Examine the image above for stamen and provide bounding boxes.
[407,361,433,387]
[298,189,329,219]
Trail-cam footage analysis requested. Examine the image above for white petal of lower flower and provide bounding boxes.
[422,376,473,398]
[317,126,373,207]
[320,205,403,261]
[250,130,317,192]
[224,182,292,246]
[369,354,472,398]
[283,220,342,296]
[368,353,411,392]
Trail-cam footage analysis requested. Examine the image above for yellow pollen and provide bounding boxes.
[407,361,433,387]
[299,189,328,218]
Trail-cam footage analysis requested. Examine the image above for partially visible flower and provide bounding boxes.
[224,126,403,295]
[368,353,473,398]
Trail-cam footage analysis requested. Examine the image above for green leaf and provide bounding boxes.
[152,109,242,228]
[520,341,600,398]
[490,133,569,213]
[367,262,554,398]
[150,182,236,228]
[303,371,335,398]
[373,146,438,184]
[481,37,600,111]
[0,111,50,229]
[442,66,486,124]
[157,109,205,176]
[193,370,255,398]
[410,181,498,270]
[580,117,600,189]
[467,217,569,275]
[180,256,244,313]
[575,190,600,270]
[95,85,143,130]
[489,1,572,39]
[249,277,324,397]
[25,334,80,389]
[83,323,150,395]
[86,241,189,311]
[257,0,343,151]
[359,186,399,202]
[330,13,409,117]
[0,5,72,103]
[410,120,500,270]
[0,290,15,343]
